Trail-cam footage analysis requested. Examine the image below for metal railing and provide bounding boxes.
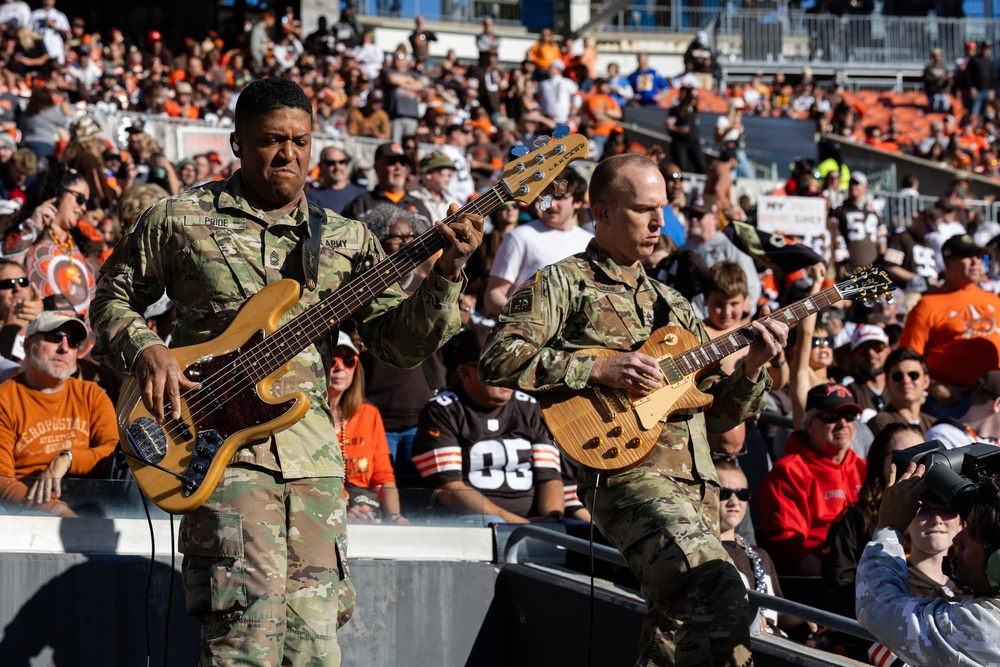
[588,5,1000,69]
[870,189,1000,228]
[503,525,875,641]
[354,0,528,24]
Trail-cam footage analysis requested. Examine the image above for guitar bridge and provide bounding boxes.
[593,386,634,419]
[126,417,167,465]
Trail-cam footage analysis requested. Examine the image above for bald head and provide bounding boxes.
[590,153,659,212]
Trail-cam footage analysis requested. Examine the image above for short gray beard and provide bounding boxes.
[28,355,76,382]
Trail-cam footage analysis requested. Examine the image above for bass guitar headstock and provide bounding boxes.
[500,126,589,207]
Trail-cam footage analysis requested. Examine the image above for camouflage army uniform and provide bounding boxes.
[480,240,768,667]
[90,172,464,667]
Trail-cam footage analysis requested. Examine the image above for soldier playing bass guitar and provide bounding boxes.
[90,77,483,667]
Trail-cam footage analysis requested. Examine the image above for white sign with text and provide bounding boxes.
[756,196,828,237]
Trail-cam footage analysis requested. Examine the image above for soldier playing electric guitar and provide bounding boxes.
[480,154,789,667]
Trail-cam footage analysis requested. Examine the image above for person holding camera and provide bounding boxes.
[856,458,1000,666]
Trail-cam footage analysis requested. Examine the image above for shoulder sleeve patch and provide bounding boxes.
[508,287,535,315]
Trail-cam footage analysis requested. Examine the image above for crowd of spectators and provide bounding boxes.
[1,3,1000,658]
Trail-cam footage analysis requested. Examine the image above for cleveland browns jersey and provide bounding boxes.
[411,386,561,518]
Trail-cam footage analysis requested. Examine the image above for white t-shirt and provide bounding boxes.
[31,7,69,63]
[923,421,998,450]
[537,74,579,125]
[440,144,475,204]
[490,219,593,289]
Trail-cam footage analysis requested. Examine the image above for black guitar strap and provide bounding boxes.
[303,202,326,291]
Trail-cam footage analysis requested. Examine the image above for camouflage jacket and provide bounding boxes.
[479,239,768,482]
[90,171,464,479]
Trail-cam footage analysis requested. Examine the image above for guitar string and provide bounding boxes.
[136,182,513,449]
[672,284,845,376]
[123,137,583,467]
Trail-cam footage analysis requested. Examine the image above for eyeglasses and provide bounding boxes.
[666,172,683,180]
[855,342,886,355]
[384,233,416,243]
[64,190,87,206]
[331,354,358,371]
[323,159,349,166]
[0,276,29,290]
[39,330,84,349]
[380,157,409,167]
[815,411,858,424]
[812,336,833,348]
[719,487,751,502]
[891,370,922,382]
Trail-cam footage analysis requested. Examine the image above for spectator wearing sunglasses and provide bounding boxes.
[758,383,868,575]
[658,161,687,246]
[842,324,891,426]
[19,164,98,317]
[328,332,405,524]
[867,347,936,438]
[899,233,1000,418]
[788,263,833,430]
[342,141,432,226]
[820,423,925,660]
[306,146,364,215]
[717,460,815,638]
[0,259,41,363]
[0,311,117,517]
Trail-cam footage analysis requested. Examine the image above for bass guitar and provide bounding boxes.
[539,266,893,472]
[117,130,589,513]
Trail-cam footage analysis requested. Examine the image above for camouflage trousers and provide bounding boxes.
[178,464,355,667]
[580,468,753,667]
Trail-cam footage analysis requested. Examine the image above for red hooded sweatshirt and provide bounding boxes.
[758,431,866,575]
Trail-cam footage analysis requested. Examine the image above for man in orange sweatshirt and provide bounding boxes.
[0,311,118,516]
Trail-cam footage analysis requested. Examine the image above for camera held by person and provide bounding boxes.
[855,441,1000,666]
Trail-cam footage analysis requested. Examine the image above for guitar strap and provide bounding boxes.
[303,202,326,292]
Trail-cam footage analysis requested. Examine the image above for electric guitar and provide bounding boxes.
[539,266,893,472]
[116,131,589,513]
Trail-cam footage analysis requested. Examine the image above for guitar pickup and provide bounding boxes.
[174,418,193,441]
[660,355,684,383]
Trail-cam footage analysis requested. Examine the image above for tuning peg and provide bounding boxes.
[553,125,570,138]
[885,293,895,304]
[863,298,872,308]
[553,179,568,197]
[534,135,550,149]
[511,144,529,157]
[538,195,553,212]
